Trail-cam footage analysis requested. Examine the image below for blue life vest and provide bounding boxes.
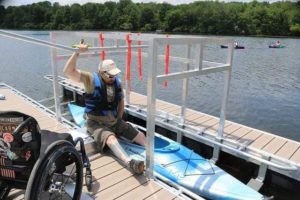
[84,72,123,117]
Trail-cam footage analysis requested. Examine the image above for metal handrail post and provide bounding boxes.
[195,43,204,70]
[218,43,234,138]
[180,44,192,127]
[145,38,158,179]
[212,43,234,162]
[50,32,62,122]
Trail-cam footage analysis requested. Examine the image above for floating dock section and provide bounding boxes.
[0,83,197,200]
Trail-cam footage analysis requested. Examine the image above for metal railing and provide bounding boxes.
[145,37,234,178]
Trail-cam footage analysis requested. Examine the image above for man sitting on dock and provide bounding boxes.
[64,44,146,174]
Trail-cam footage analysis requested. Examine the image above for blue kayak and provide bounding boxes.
[68,103,264,200]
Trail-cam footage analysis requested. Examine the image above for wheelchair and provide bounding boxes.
[0,111,92,200]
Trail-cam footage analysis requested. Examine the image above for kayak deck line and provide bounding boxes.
[0,83,199,200]
[161,159,216,176]
[51,76,300,186]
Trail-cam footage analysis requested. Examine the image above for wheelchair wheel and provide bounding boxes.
[27,143,83,200]
[0,182,11,200]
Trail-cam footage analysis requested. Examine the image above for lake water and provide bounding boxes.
[0,30,300,142]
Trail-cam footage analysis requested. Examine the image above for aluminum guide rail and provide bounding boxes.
[125,104,299,171]
[156,65,230,83]
[0,30,74,51]
[0,30,148,53]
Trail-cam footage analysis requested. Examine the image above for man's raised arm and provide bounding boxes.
[64,44,88,82]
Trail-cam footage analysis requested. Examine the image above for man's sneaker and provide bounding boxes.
[129,159,145,174]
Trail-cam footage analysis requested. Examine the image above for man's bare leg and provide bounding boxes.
[133,132,146,146]
[106,135,145,174]
[106,135,131,163]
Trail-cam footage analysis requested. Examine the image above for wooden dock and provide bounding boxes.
[0,85,185,200]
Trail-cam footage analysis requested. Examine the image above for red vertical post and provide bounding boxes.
[164,34,170,87]
[126,34,132,81]
[137,32,143,80]
[99,32,105,61]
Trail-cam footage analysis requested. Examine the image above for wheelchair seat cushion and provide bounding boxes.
[39,129,74,160]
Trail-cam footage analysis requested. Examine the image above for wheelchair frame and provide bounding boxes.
[0,120,92,200]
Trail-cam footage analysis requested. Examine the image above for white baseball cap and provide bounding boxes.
[99,59,121,76]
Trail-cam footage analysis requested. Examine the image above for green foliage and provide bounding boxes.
[0,0,299,36]
[290,24,300,36]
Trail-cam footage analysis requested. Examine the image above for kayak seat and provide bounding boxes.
[155,136,180,153]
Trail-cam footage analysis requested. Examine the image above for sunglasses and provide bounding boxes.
[104,72,115,79]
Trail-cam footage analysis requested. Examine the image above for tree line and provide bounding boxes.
[0,0,299,36]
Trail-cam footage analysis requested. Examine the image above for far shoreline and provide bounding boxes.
[2,29,300,39]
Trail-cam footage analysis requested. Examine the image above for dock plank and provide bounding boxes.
[237,130,263,146]
[225,126,252,141]
[190,115,213,127]
[185,113,206,122]
[144,188,178,200]
[202,118,219,129]
[94,175,148,199]
[2,103,49,119]
[248,132,274,149]
[276,141,300,160]
[116,181,161,200]
[90,155,116,170]
[208,121,232,132]
[290,148,300,163]
[95,168,134,192]
[0,89,26,106]
[162,105,181,115]
[185,109,205,121]
[90,160,124,181]
[156,101,175,111]
[262,137,287,154]
[223,124,242,136]
[128,92,147,107]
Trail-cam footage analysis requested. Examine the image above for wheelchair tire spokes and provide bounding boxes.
[27,143,83,200]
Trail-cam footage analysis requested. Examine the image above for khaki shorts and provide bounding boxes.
[86,118,138,152]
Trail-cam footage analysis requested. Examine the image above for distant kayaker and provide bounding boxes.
[234,41,238,47]
[64,42,146,174]
[275,40,281,46]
